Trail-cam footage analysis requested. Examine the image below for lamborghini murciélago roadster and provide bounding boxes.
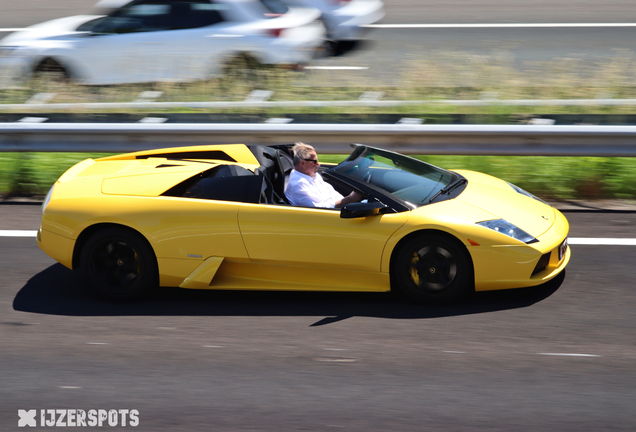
[37,143,570,303]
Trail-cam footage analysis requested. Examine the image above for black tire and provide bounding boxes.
[221,53,262,89]
[393,233,473,304]
[31,58,70,92]
[81,227,158,301]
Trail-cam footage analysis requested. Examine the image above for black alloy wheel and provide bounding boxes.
[394,234,473,304]
[82,227,158,301]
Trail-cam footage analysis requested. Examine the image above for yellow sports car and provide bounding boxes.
[37,143,570,303]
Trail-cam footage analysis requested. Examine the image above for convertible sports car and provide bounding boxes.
[37,143,570,303]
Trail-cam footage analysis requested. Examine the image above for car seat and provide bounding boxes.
[275,150,294,202]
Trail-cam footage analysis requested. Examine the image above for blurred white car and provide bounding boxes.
[286,0,383,42]
[0,0,325,86]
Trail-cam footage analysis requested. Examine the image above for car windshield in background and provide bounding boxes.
[329,146,457,207]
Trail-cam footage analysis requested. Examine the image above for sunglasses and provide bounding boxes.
[303,158,319,164]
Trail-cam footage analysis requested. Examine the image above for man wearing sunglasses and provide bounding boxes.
[285,142,362,208]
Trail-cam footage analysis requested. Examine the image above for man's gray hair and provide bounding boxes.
[292,142,315,167]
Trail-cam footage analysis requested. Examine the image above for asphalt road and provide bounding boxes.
[1,202,635,431]
[1,1,635,83]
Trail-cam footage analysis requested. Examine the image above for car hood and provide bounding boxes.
[452,169,555,238]
[1,15,103,44]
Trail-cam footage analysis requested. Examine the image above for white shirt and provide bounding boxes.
[285,169,343,208]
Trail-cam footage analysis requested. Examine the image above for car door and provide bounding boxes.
[158,0,241,81]
[75,0,174,84]
[149,198,248,261]
[237,203,410,272]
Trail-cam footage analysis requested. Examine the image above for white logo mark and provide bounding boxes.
[18,410,37,427]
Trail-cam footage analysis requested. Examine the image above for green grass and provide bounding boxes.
[0,153,113,197]
[3,152,636,201]
[3,49,636,116]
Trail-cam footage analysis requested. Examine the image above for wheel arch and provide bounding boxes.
[388,228,475,291]
[239,50,264,64]
[223,50,265,69]
[72,223,156,270]
[32,56,72,78]
[32,54,89,81]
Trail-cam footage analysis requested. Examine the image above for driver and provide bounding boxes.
[285,142,362,208]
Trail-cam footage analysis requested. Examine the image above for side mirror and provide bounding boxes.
[340,201,388,219]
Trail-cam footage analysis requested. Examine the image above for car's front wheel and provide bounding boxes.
[393,233,473,304]
[31,58,70,92]
[81,227,158,301]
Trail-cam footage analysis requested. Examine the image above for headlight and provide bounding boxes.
[42,185,54,214]
[507,182,549,206]
[476,219,538,244]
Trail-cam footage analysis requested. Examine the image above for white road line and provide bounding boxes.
[303,66,369,70]
[444,351,466,354]
[1,230,636,245]
[538,353,602,357]
[315,358,357,362]
[0,230,37,237]
[569,238,636,246]
[365,23,636,29]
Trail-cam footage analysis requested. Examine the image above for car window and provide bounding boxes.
[172,1,228,29]
[92,0,228,34]
[92,1,172,34]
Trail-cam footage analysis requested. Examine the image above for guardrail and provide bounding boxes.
[2,123,636,156]
[2,98,636,111]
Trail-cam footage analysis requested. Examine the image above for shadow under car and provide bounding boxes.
[13,264,565,326]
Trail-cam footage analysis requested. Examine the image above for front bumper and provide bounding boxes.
[37,226,75,270]
[0,55,30,88]
[471,210,570,292]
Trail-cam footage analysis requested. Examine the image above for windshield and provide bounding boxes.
[328,146,458,207]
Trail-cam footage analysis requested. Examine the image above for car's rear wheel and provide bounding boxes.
[393,233,473,304]
[81,227,158,301]
[221,53,263,88]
